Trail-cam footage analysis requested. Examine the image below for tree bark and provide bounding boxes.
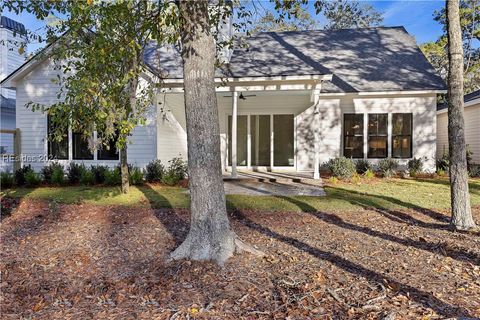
[446,0,476,230]
[120,146,129,194]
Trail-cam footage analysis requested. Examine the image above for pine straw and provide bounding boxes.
[1,199,479,319]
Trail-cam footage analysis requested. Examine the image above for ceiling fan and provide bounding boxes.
[223,92,257,100]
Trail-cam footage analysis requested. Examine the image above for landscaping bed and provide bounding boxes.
[1,196,479,319]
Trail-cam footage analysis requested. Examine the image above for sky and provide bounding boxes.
[2,0,447,55]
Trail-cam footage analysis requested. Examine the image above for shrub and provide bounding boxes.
[91,165,109,184]
[407,157,424,177]
[104,167,122,185]
[436,151,449,171]
[378,158,399,178]
[25,170,42,187]
[129,167,144,185]
[42,162,64,183]
[436,169,446,177]
[466,145,473,168]
[355,159,372,174]
[469,165,480,178]
[51,166,65,185]
[364,169,375,179]
[145,160,164,182]
[326,157,356,179]
[14,165,33,186]
[1,196,18,217]
[67,163,86,184]
[0,172,14,189]
[80,168,95,185]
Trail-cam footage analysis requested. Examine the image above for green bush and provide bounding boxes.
[326,157,356,179]
[436,151,449,171]
[91,165,109,184]
[42,162,64,183]
[67,163,86,184]
[80,168,95,185]
[51,166,65,185]
[0,172,14,189]
[355,159,372,174]
[25,170,42,187]
[14,165,34,186]
[364,169,375,179]
[407,157,424,177]
[129,167,144,185]
[145,160,164,183]
[469,165,480,178]
[104,167,122,185]
[378,158,399,178]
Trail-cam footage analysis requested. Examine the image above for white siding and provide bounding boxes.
[1,27,26,98]
[14,58,157,171]
[437,103,480,164]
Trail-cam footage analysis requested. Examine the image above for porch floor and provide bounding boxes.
[222,171,325,196]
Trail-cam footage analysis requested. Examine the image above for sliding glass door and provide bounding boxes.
[228,114,294,169]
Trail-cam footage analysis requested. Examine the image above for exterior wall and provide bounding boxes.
[437,103,480,164]
[1,27,26,98]
[14,58,156,172]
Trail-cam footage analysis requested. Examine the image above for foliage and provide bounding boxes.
[469,165,480,178]
[407,157,424,177]
[105,167,122,186]
[51,166,65,185]
[378,158,399,178]
[437,151,450,171]
[129,167,144,185]
[322,0,383,29]
[91,165,109,185]
[80,168,95,186]
[162,158,188,186]
[420,0,480,94]
[0,196,18,216]
[42,162,64,183]
[251,7,318,32]
[0,172,14,189]
[355,159,372,174]
[466,144,473,167]
[145,160,165,183]
[14,165,33,186]
[326,157,356,180]
[67,163,85,184]
[436,168,446,177]
[25,170,42,187]
[364,169,375,179]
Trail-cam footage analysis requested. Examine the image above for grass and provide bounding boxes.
[2,178,480,213]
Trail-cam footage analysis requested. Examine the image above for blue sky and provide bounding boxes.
[2,0,446,55]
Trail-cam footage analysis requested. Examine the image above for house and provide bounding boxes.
[436,89,480,165]
[1,26,446,178]
[1,16,26,172]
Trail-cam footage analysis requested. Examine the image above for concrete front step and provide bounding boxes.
[222,171,323,186]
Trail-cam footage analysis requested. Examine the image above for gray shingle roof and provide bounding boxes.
[464,89,480,103]
[0,16,26,35]
[1,95,15,110]
[145,26,446,93]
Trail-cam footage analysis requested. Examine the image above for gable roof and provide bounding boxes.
[3,26,446,94]
[437,89,480,111]
[0,16,26,35]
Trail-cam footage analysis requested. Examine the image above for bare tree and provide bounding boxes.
[446,0,476,230]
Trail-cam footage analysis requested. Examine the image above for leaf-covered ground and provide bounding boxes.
[1,197,479,319]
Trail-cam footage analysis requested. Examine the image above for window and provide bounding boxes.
[343,114,364,158]
[47,115,68,160]
[97,132,119,160]
[392,113,412,158]
[368,114,388,158]
[72,132,93,160]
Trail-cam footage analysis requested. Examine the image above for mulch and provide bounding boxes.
[1,198,479,319]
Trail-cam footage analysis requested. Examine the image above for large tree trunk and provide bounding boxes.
[120,147,129,194]
[169,0,237,264]
[446,0,476,230]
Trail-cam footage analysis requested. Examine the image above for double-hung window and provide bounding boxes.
[392,113,412,158]
[367,114,388,158]
[97,131,119,160]
[72,132,94,160]
[343,114,364,158]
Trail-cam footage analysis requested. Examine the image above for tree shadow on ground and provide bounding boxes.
[230,209,474,318]
[325,185,450,223]
[414,178,480,195]
[275,196,479,265]
[138,184,189,246]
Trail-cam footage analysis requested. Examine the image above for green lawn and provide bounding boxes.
[2,178,480,212]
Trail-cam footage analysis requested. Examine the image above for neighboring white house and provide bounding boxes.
[1,26,446,177]
[1,16,26,172]
[437,89,480,165]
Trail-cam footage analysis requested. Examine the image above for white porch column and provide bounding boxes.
[313,89,321,180]
[231,91,238,178]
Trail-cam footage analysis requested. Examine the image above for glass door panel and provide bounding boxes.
[228,115,248,166]
[251,115,271,166]
[273,115,294,166]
